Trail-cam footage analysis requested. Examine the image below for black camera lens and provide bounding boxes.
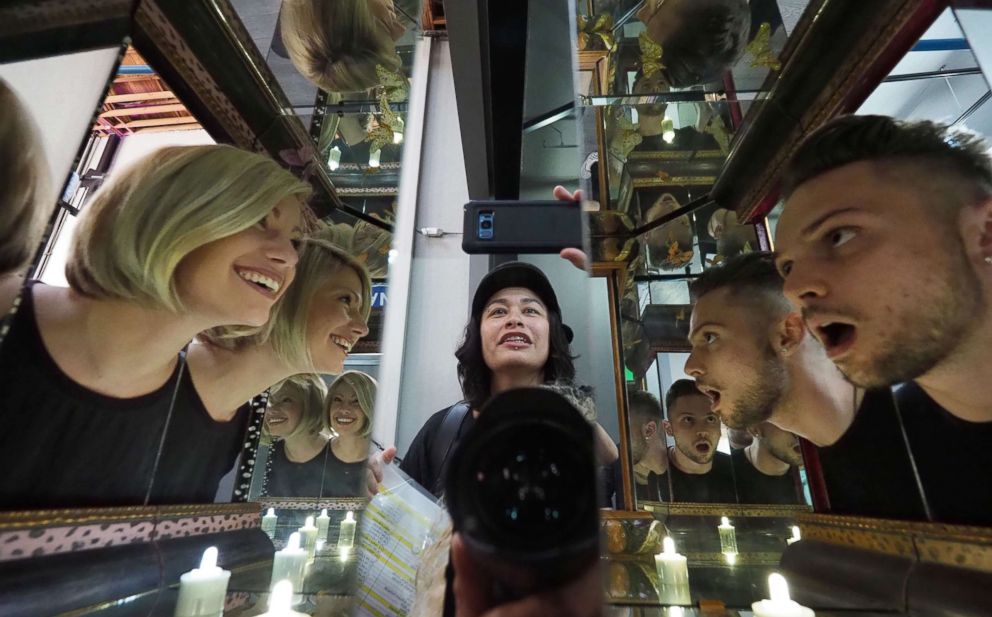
[480,220,493,229]
[446,388,599,592]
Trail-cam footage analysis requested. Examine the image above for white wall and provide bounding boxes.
[391,40,474,455]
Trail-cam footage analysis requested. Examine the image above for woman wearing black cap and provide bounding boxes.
[398,260,585,498]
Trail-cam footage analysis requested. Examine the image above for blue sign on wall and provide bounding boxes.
[371,283,387,309]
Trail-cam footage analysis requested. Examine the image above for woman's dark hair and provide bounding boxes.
[455,309,577,410]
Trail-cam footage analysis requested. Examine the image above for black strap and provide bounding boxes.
[429,402,471,498]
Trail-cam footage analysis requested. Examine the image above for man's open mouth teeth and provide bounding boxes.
[236,268,281,293]
[818,322,856,354]
[695,442,711,453]
[700,387,721,407]
[331,335,353,353]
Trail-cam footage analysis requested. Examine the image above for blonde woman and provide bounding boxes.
[188,223,372,414]
[322,370,376,496]
[280,0,404,93]
[260,376,330,497]
[0,145,310,509]
[0,76,54,278]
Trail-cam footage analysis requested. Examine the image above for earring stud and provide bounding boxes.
[985,256,992,265]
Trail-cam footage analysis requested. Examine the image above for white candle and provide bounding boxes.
[751,573,815,617]
[718,516,738,556]
[368,148,382,168]
[654,537,691,605]
[258,580,311,617]
[316,509,330,541]
[262,508,278,539]
[787,525,802,545]
[299,516,319,560]
[338,511,357,550]
[270,532,307,603]
[174,546,231,617]
[328,145,342,171]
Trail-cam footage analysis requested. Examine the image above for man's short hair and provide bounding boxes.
[628,389,663,426]
[688,251,792,321]
[664,379,706,419]
[782,115,992,214]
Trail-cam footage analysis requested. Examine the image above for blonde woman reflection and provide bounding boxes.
[0,77,54,279]
[259,371,376,498]
[261,376,328,497]
[280,0,405,93]
[0,145,310,509]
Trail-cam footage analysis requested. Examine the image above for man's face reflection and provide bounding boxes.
[775,161,984,387]
[685,289,786,429]
[755,422,803,467]
[665,393,721,464]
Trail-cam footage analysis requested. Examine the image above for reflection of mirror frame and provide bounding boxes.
[640,502,812,518]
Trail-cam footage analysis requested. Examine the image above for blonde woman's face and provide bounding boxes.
[328,381,366,435]
[306,267,370,373]
[266,390,304,438]
[175,197,303,327]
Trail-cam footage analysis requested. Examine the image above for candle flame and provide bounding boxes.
[305,515,315,527]
[667,607,684,617]
[288,532,301,550]
[266,508,275,516]
[200,546,218,570]
[270,579,293,611]
[721,516,730,526]
[769,573,791,602]
[663,536,676,555]
[346,511,355,521]
[724,552,737,565]
[321,508,328,517]
[791,525,801,540]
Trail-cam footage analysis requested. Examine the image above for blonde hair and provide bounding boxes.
[325,370,377,437]
[209,222,372,370]
[65,144,311,312]
[280,0,403,93]
[262,374,328,444]
[0,77,54,275]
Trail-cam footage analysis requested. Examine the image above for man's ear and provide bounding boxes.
[663,419,674,437]
[965,196,992,266]
[776,313,806,356]
[643,420,658,440]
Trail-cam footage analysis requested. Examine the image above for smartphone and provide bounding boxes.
[461,200,584,254]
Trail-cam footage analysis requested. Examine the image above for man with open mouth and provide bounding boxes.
[661,380,736,504]
[684,251,926,519]
[775,115,992,526]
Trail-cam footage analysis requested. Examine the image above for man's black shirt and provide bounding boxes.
[730,448,803,505]
[669,451,737,503]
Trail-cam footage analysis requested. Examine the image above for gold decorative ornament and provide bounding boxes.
[746,22,782,71]
[638,31,666,79]
[608,109,643,161]
[577,13,617,52]
[375,64,408,103]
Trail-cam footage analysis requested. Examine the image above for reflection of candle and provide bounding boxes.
[258,580,310,617]
[338,511,357,550]
[718,516,738,556]
[654,537,691,605]
[368,148,382,168]
[751,573,815,617]
[328,145,341,171]
[174,546,231,617]
[787,526,802,545]
[299,516,318,560]
[270,532,307,603]
[316,508,330,541]
[262,508,277,540]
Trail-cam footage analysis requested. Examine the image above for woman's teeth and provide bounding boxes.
[331,335,353,352]
[237,269,280,292]
[335,416,356,425]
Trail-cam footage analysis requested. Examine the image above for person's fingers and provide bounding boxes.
[552,185,584,202]
[452,533,489,617]
[381,446,397,465]
[559,248,588,271]
[365,446,396,496]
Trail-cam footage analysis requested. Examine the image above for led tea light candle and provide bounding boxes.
[368,148,382,168]
[174,546,231,617]
[327,145,342,171]
[338,511,357,550]
[752,573,815,617]
[316,509,330,541]
[258,580,310,617]
[654,536,691,605]
[262,508,278,540]
[787,525,802,545]
[718,516,738,556]
[270,532,307,602]
[299,516,319,560]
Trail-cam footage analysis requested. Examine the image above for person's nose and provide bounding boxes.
[266,235,300,269]
[684,351,704,378]
[782,259,828,308]
[351,314,370,338]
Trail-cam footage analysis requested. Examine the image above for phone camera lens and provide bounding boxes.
[480,220,493,229]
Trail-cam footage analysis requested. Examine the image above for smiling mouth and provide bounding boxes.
[235,267,282,298]
[267,416,287,427]
[816,322,857,359]
[334,416,357,426]
[330,335,354,354]
[499,333,532,348]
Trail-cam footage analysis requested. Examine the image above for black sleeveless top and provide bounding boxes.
[0,282,248,509]
[262,440,366,498]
